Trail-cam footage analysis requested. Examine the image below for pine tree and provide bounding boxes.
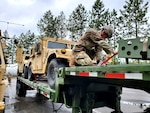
[2,30,14,63]
[119,0,149,39]
[89,0,106,29]
[3,35,10,62]
[18,30,37,53]
[56,11,67,39]
[67,4,88,41]
[37,10,57,38]
[3,30,9,37]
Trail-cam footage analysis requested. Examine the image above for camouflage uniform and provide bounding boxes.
[73,28,113,66]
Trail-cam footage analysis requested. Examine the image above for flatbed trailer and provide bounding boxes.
[16,37,150,113]
[17,63,150,113]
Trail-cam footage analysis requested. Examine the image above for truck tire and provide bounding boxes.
[28,65,34,81]
[23,66,28,79]
[47,59,66,89]
[16,78,27,97]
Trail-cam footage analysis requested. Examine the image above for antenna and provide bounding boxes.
[0,20,24,37]
[0,20,24,31]
[0,20,24,26]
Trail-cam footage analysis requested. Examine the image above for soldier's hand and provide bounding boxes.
[113,50,118,55]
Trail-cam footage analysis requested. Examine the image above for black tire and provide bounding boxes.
[23,66,28,79]
[47,59,67,89]
[16,78,27,97]
[17,69,22,77]
[28,65,34,81]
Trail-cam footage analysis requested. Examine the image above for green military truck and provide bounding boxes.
[16,37,150,113]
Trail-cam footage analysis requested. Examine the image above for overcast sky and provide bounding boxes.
[0,0,149,37]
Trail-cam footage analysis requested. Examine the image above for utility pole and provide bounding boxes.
[0,20,24,64]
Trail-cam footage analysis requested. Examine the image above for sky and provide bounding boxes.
[0,0,150,38]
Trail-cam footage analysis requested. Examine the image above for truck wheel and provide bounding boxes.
[23,66,28,79]
[47,59,66,89]
[16,78,27,97]
[28,65,34,81]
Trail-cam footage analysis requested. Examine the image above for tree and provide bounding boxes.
[89,0,106,29]
[3,30,9,37]
[2,30,15,63]
[67,4,88,41]
[18,30,37,53]
[119,0,149,39]
[37,10,57,38]
[56,11,67,39]
[2,30,19,63]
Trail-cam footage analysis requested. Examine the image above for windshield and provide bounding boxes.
[48,41,67,48]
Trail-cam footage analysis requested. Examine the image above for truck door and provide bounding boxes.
[34,42,43,70]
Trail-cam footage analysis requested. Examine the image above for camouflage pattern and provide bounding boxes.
[73,29,113,66]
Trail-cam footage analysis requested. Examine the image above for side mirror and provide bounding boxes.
[14,39,19,44]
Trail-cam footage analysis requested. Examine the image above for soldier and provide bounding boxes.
[73,25,117,66]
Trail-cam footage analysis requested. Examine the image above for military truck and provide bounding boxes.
[0,30,8,113]
[16,37,76,96]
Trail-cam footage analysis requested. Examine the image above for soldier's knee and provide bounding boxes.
[75,57,93,66]
[74,51,93,66]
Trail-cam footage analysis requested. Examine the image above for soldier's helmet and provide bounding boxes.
[103,25,114,38]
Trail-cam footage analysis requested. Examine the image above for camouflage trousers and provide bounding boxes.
[73,50,102,66]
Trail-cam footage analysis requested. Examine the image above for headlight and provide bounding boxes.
[61,48,66,54]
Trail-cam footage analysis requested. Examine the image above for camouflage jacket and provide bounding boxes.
[73,29,113,54]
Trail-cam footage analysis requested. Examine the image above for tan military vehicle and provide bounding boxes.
[0,30,8,113]
[16,37,76,90]
[16,45,30,77]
